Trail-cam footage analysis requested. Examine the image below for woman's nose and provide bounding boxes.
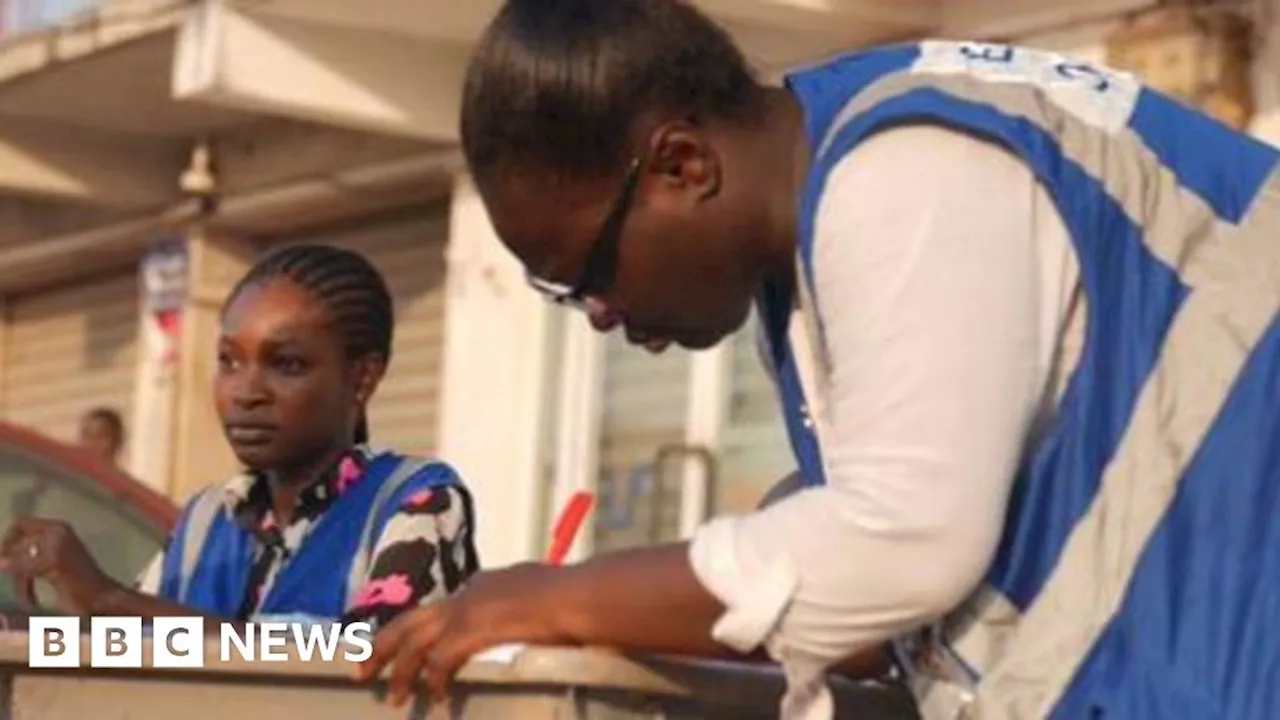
[233,389,268,410]
[236,390,268,409]
[230,369,270,408]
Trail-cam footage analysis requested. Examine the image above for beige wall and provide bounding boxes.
[1020,9,1280,145]
[165,229,257,503]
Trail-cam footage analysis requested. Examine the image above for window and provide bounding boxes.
[0,443,164,611]
[717,318,795,514]
[593,334,691,552]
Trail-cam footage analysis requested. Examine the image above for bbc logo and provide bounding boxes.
[29,616,204,668]
[29,616,373,668]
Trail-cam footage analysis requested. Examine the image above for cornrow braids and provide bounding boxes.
[226,243,395,444]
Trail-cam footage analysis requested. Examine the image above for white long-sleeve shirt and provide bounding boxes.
[688,123,1084,718]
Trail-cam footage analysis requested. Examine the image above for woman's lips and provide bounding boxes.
[225,424,277,445]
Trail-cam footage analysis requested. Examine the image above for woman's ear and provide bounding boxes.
[351,354,387,407]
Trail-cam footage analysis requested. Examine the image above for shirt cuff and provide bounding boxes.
[688,515,800,655]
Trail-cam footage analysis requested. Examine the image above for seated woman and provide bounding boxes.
[0,244,479,629]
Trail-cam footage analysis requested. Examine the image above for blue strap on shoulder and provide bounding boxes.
[370,459,463,543]
[158,489,207,601]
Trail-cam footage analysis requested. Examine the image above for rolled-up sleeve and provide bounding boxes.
[689,124,1057,668]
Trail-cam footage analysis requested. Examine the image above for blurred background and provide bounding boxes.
[0,0,1269,606]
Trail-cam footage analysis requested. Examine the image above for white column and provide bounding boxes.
[679,344,732,537]
[167,229,258,502]
[1249,0,1280,145]
[436,175,553,568]
[129,309,177,490]
[546,314,605,563]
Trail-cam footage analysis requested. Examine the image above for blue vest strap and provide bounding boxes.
[343,456,462,608]
[158,487,224,604]
[177,488,225,602]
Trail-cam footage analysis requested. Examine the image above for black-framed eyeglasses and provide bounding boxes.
[526,157,643,311]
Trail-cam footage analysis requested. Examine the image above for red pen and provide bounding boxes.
[545,491,595,566]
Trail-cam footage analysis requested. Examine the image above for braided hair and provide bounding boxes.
[225,243,394,444]
[461,0,764,187]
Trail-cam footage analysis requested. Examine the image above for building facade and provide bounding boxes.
[0,0,1270,568]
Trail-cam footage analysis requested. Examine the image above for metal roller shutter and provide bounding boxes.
[280,208,448,455]
[594,335,690,552]
[717,319,795,514]
[2,272,139,449]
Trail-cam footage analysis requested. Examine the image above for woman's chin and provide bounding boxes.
[229,443,279,471]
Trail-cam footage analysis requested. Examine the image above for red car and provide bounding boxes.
[0,421,178,619]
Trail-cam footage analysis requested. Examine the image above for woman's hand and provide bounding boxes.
[354,562,571,707]
[0,517,120,615]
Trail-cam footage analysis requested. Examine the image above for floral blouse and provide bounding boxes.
[135,446,479,628]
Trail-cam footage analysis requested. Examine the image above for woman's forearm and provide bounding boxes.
[90,585,241,632]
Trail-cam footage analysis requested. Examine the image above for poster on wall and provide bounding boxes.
[141,237,189,375]
[129,236,190,489]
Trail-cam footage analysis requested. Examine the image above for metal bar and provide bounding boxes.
[648,444,719,543]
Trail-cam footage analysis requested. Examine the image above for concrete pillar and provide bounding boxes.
[165,227,258,503]
[545,315,605,563]
[679,346,732,536]
[1249,0,1280,145]
[436,175,554,569]
[129,291,179,490]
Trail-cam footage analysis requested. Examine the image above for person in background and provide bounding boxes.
[357,0,1280,718]
[0,244,479,630]
[78,407,125,468]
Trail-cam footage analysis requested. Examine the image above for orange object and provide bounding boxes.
[545,491,595,566]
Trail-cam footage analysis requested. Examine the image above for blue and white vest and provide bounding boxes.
[157,452,462,621]
[766,40,1280,719]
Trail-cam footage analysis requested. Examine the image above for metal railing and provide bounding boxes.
[0,0,99,40]
[595,444,719,549]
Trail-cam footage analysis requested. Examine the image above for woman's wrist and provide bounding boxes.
[83,578,132,615]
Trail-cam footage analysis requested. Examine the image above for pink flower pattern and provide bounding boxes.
[402,490,434,510]
[350,573,414,609]
[335,455,364,495]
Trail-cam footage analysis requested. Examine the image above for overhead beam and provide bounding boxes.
[942,0,1158,39]
[173,0,468,142]
[0,197,123,242]
[0,117,183,207]
[211,120,433,195]
[210,151,459,236]
[697,0,936,35]
[0,200,201,295]
[0,148,460,295]
[231,0,936,48]
[216,0,935,88]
